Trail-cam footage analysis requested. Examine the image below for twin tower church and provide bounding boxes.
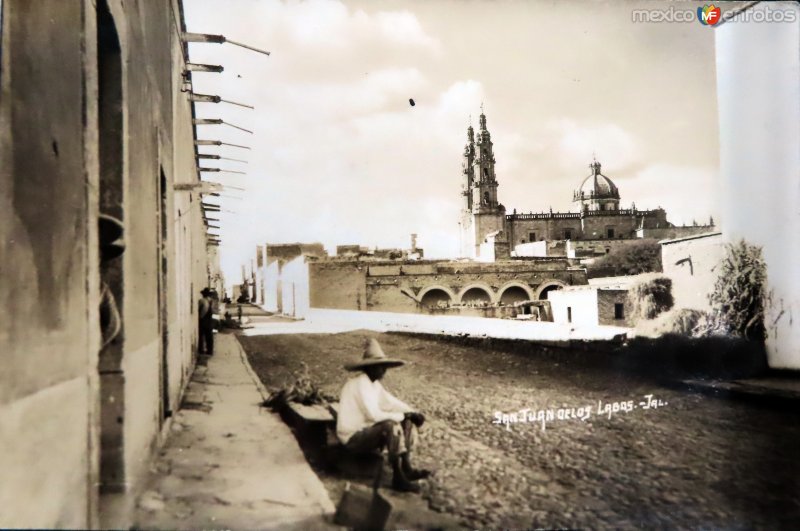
[458,110,714,260]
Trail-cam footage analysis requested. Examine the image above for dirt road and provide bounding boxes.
[241,331,800,529]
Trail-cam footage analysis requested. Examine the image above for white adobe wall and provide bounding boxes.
[660,234,725,313]
[280,256,311,318]
[549,289,599,327]
[514,241,548,257]
[715,2,800,368]
[263,261,281,313]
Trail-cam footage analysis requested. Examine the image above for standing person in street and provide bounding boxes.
[336,338,431,493]
[198,288,214,356]
[207,288,220,330]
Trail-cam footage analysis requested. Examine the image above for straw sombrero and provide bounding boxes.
[344,338,406,371]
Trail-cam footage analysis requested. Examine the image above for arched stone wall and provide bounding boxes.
[418,285,457,307]
[458,283,495,304]
[498,281,535,304]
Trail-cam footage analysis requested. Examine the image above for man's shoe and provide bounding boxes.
[400,454,431,481]
[391,476,421,493]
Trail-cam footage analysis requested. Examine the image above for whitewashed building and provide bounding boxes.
[715,1,800,369]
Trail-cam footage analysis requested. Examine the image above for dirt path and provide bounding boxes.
[241,331,800,529]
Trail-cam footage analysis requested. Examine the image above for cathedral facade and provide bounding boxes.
[459,111,713,260]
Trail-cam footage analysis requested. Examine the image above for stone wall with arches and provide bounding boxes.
[308,258,586,314]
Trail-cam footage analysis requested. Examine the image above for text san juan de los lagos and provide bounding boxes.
[493,394,668,432]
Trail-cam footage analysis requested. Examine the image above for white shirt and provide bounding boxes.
[336,373,413,443]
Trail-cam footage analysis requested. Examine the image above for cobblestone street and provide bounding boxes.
[241,331,800,530]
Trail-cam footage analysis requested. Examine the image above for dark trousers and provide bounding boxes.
[345,419,418,458]
[198,320,214,355]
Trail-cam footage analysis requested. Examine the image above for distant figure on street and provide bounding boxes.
[207,288,220,330]
[237,285,250,304]
[198,288,215,356]
[337,338,431,493]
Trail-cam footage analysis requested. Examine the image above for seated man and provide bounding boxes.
[337,338,431,493]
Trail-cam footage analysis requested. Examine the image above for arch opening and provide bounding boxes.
[539,284,563,300]
[420,288,452,308]
[499,286,530,305]
[461,287,492,305]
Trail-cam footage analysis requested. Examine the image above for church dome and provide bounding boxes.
[574,160,619,200]
[577,173,618,198]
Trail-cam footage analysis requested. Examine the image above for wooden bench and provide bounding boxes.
[283,401,336,448]
[284,401,383,477]
[286,401,337,423]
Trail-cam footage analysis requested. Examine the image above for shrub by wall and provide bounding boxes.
[698,240,767,341]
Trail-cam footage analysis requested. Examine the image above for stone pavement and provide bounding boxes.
[133,332,337,530]
[242,331,800,529]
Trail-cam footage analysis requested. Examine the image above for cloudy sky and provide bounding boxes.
[185,0,721,282]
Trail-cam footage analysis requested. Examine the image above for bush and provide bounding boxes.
[697,240,766,341]
[628,276,673,321]
[588,239,662,277]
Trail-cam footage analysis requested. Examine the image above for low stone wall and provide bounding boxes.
[620,335,768,380]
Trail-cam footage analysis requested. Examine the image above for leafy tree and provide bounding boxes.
[587,239,662,277]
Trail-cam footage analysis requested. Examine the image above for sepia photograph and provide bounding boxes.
[2,0,799,529]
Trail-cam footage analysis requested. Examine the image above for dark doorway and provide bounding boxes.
[157,167,171,422]
[97,0,125,494]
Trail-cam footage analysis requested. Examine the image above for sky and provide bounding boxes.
[184,0,722,283]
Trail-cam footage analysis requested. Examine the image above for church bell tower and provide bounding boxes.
[459,123,476,257]
[459,108,507,259]
[462,124,475,212]
[471,111,500,213]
